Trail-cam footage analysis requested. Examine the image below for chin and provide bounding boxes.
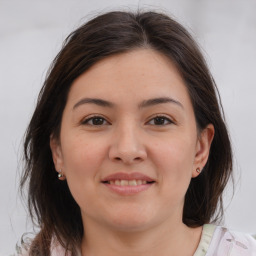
[104,209,158,232]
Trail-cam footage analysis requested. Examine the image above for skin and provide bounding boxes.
[50,49,214,256]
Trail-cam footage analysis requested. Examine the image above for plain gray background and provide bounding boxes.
[1,0,256,254]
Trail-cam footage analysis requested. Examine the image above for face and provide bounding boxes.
[51,49,213,232]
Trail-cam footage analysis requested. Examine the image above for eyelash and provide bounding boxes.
[81,115,110,126]
[81,114,175,127]
[146,115,174,126]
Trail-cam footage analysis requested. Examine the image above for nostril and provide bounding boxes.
[114,156,142,163]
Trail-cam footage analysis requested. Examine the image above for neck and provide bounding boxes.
[81,218,202,256]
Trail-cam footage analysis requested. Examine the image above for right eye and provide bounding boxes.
[81,116,109,126]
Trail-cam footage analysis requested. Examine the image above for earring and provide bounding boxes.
[196,168,201,174]
[58,170,65,180]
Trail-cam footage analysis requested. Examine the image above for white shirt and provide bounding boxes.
[194,224,256,256]
[18,224,256,255]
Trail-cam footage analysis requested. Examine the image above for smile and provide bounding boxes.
[101,172,156,195]
[103,180,154,186]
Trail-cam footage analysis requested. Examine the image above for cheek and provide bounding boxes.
[62,135,104,172]
[60,135,109,203]
[152,135,196,191]
[154,135,195,167]
[61,136,106,207]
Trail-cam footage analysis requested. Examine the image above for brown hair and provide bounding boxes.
[20,10,233,255]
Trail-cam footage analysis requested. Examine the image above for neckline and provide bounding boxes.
[193,224,216,256]
[51,224,217,256]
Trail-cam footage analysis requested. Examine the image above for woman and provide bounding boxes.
[19,11,256,255]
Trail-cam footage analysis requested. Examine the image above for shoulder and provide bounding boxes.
[207,225,256,256]
[50,240,69,256]
[14,237,71,256]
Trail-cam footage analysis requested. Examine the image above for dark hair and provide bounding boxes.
[21,10,233,255]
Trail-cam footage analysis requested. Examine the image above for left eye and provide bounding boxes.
[147,116,173,126]
[82,116,109,126]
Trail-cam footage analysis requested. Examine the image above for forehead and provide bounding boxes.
[67,49,191,108]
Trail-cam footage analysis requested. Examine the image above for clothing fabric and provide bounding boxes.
[194,224,256,256]
[18,224,256,255]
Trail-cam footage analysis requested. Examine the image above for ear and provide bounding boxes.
[50,135,64,173]
[192,124,215,178]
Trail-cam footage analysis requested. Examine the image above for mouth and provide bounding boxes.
[102,180,155,186]
[101,172,156,195]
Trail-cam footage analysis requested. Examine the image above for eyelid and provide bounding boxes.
[146,114,176,125]
[80,114,175,126]
[81,114,111,125]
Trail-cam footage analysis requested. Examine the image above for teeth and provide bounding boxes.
[129,180,137,186]
[137,180,142,185]
[107,180,152,186]
[120,180,129,186]
[115,180,120,186]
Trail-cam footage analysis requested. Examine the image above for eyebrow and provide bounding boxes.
[73,98,115,109]
[138,97,184,109]
[73,97,183,110]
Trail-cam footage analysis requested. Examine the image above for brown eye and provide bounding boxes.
[82,116,109,126]
[147,116,173,126]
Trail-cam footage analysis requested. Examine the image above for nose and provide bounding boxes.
[108,123,147,164]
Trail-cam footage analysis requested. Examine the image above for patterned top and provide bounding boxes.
[17,224,256,255]
[194,224,256,256]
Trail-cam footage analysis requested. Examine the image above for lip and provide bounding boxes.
[101,172,155,196]
[101,172,155,182]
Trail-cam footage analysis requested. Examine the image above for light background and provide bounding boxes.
[0,0,256,254]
